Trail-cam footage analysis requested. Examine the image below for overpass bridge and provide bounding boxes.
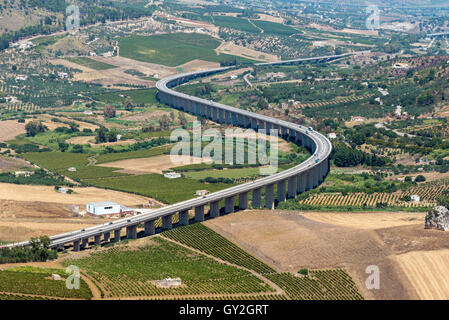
[3,53,351,252]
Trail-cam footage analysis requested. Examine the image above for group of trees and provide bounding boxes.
[438,191,449,209]
[95,126,117,144]
[25,121,48,137]
[0,236,57,264]
[104,104,116,118]
[332,143,389,168]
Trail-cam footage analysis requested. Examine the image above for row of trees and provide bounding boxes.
[0,236,57,264]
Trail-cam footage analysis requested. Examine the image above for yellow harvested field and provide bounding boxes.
[396,250,449,300]
[99,155,212,174]
[0,120,26,142]
[0,183,149,206]
[215,42,279,62]
[177,59,221,73]
[66,136,95,145]
[302,212,425,230]
[256,14,285,24]
[0,219,102,242]
[66,135,136,147]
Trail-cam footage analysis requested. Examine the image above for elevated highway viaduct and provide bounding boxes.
[5,53,351,251]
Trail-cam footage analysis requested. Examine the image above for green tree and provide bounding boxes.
[25,121,47,137]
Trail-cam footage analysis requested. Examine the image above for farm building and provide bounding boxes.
[164,172,181,179]
[86,201,134,217]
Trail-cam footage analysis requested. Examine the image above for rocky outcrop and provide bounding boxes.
[425,206,449,231]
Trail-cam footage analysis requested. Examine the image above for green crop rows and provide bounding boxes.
[162,224,364,300]
[0,269,92,299]
[63,237,274,298]
[163,224,276,274]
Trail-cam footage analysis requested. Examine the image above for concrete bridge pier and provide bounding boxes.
[114,229,121,242]
[104,232,110,242]
[210,201,220,218]
[288,176,297,198]
[296,132,303,146]
[219,109,225,123]
[239,192,249,210]
[206,106,213,119]
[162,215,173,230]
[252,188,262,208]
[226,111,232,125]
[73,240,80,252]
[144,220,155,236]
[195,206,205,222]
[297,174,305,193]
[305,171,313,191]
[212,108,219,122]
[251,118,258,130]
[179,210,190,226]
[281,127,288,138]
[265,184,275,209]
[225,196,234,214]
[126,225,137,239]
[194,102,201,115]
[312,168,319,188]
[81,238,88,249]
[277,180,287,202]
[94,235,101,246]
[231,112,237,126]
[266,122,272,133]
[242,116,249,128]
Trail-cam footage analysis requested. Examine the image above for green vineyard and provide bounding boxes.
[64,237,275,298]
[0,269,92,299]
[163,223,276,274]
[266,271,363,300]
[162,223,364,300]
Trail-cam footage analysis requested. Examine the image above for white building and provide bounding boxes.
[327,133,337,139]
[411,195,421,203]
[86,201,122,216]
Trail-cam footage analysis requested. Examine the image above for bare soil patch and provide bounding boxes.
[99,155,212,174]
[204,210,416,299]
[256,14,285,24]
[121,110,170,122]
[0,217,102,242]
[177,59,220,73]
[396,249,449,300]
[215,42,279,62]
[66,136,136,147]
[0,156,33,172]
[0,120,26,142]
[376,224,449,254]
[302,211,425,230]
[0,183,149,207]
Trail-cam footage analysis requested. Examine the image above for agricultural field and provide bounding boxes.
[65,57,118,71]
[86,173,234,204]
[182,166,263,181]
[63,237,276,299]
[117,33,257,67]
[0,267,92,299]
[162,223,363,300]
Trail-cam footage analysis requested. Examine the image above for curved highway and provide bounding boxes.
[4,53,350,251]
